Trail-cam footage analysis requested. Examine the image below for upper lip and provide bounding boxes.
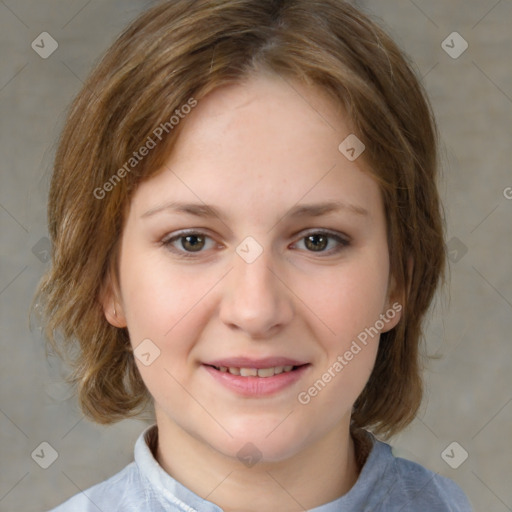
[203,357,309,369]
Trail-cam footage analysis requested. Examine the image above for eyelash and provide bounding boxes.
[160,229,350,259]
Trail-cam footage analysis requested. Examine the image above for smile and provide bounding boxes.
[202,363,311,396]
[209,365,299,377]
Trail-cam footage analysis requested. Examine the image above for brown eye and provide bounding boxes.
[181,234,205,252]
[304,234,329,251]
[292,230,350,256]
[162,231,216,257]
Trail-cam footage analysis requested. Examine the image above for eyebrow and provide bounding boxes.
[141,200,369,220]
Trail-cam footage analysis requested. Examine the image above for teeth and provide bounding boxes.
[216,365,299,377]
[256,367,275,377]
[240,368,258,377]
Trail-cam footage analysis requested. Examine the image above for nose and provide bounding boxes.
[219,248,294,339]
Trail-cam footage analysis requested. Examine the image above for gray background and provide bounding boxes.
[1,0,511,511]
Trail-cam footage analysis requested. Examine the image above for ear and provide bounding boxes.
[380,256,413,333]
[99,267,127,328]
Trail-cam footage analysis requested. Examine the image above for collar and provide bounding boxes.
[134,424,384,512]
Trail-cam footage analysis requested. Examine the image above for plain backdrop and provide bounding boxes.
[0,0,511,511]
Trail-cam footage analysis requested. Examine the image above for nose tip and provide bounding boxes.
[219,251,294,338]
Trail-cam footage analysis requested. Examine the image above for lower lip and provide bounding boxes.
[202,364,311,397]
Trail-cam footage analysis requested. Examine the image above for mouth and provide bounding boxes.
[201,361,311,397]
[205,364,307,378]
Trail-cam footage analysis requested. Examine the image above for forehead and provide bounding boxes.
[177,72,347,158]
[130,72,382,222]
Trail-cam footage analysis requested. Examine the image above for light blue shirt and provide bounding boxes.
[49,425,473,511]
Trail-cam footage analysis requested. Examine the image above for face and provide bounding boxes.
[105,72,401,462]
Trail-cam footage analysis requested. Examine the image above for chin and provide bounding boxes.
[214,417,312,464]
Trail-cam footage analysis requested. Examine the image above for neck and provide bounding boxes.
[153,412,362,512]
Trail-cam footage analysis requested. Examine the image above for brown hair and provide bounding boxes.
[34,0,445,437]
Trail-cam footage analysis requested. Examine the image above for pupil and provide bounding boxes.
[306,234,327,251]
[182,235,205,252]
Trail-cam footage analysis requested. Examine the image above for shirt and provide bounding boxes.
[49,424,473,511]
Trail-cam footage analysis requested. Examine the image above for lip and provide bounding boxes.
[203,356,309,369]
[202,363,311,397]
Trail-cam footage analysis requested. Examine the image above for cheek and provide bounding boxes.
[118,244,232,383]
[117,239,206,345]
[117,248,217,404]
[291,250,389,401]
[294,252,390,341]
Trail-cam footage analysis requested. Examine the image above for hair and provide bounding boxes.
[33,0,445,438]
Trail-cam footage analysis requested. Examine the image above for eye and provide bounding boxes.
[292,230,350,255]
[161,229,350,258]
[162,230,217,257]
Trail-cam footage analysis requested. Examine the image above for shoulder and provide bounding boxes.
[47,462,147,512]
[367,439,473,512]
[47,425,195,512]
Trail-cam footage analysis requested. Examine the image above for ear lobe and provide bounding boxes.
[104,301,127,328]
[99,272,127,328]
[388,256,413,304]
[381,257,413,333]
[380,299,403,333]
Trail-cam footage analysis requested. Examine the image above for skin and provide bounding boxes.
[103,71,402,512]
